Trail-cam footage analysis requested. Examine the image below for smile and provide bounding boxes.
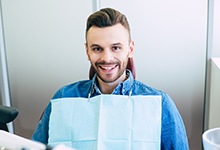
[99,65,118,71]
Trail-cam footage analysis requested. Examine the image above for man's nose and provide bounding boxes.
[100,50,114,62]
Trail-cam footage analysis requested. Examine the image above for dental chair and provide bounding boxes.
[0,105,19,132]
[0,106,50,149]
[89,57,136,79]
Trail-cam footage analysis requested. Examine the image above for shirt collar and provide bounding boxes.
[90,69,134,96]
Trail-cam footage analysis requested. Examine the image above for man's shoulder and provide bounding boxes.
[132,80,165,96]
[62,79,92,90]
[52,79,92,98]
[133,80,176,110]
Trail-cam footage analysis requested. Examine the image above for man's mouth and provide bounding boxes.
[99,65,117,71]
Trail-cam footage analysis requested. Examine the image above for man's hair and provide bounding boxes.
[85,8,131,41]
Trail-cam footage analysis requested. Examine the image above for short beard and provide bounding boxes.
[91,57,129,83]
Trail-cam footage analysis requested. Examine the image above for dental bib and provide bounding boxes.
[48,95,161,150]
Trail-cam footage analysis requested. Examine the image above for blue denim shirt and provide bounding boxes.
[32,70,189,150]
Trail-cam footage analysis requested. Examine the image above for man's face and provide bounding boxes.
[86,23,134,84]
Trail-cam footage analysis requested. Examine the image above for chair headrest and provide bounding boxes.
[89,57,136,79]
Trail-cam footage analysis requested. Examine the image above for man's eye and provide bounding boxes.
[92,47,102,52]
[112,46,121,51]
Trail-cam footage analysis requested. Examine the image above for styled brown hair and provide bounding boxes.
[85,8,131,42]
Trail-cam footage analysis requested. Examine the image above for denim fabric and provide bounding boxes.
[32,70,189,150]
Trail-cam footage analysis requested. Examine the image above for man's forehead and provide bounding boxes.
[87,24,129,36]
[86,24,130,45]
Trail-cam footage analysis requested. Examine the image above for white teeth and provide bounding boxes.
[102,66,113,70]
[100,65,117,70]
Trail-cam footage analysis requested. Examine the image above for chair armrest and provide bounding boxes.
[0,105,19,123]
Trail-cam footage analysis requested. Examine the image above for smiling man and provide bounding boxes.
[32,8,189,150]
[86,23,134,93]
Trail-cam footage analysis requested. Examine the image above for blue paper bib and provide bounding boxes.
[48,95,161,150]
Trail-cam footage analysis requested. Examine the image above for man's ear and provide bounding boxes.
[85,43,90,61]
[129,40,135,58]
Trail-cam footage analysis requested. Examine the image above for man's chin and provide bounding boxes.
[96,69,126,83]
[98,77,115,83]
[97,74,117,83]
[97,72,126,84]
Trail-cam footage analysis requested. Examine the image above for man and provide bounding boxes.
[32,8,189,149]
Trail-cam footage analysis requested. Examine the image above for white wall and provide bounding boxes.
[212,0,220,56]
[1,0,209,150]
[2,0,92,138]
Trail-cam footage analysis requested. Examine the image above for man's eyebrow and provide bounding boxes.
[90,44,101,48]
[112,42,123,46]
[89,43,123,48]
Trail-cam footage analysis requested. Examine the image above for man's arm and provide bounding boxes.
[161,93,189,150]
[32,103,51,144]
